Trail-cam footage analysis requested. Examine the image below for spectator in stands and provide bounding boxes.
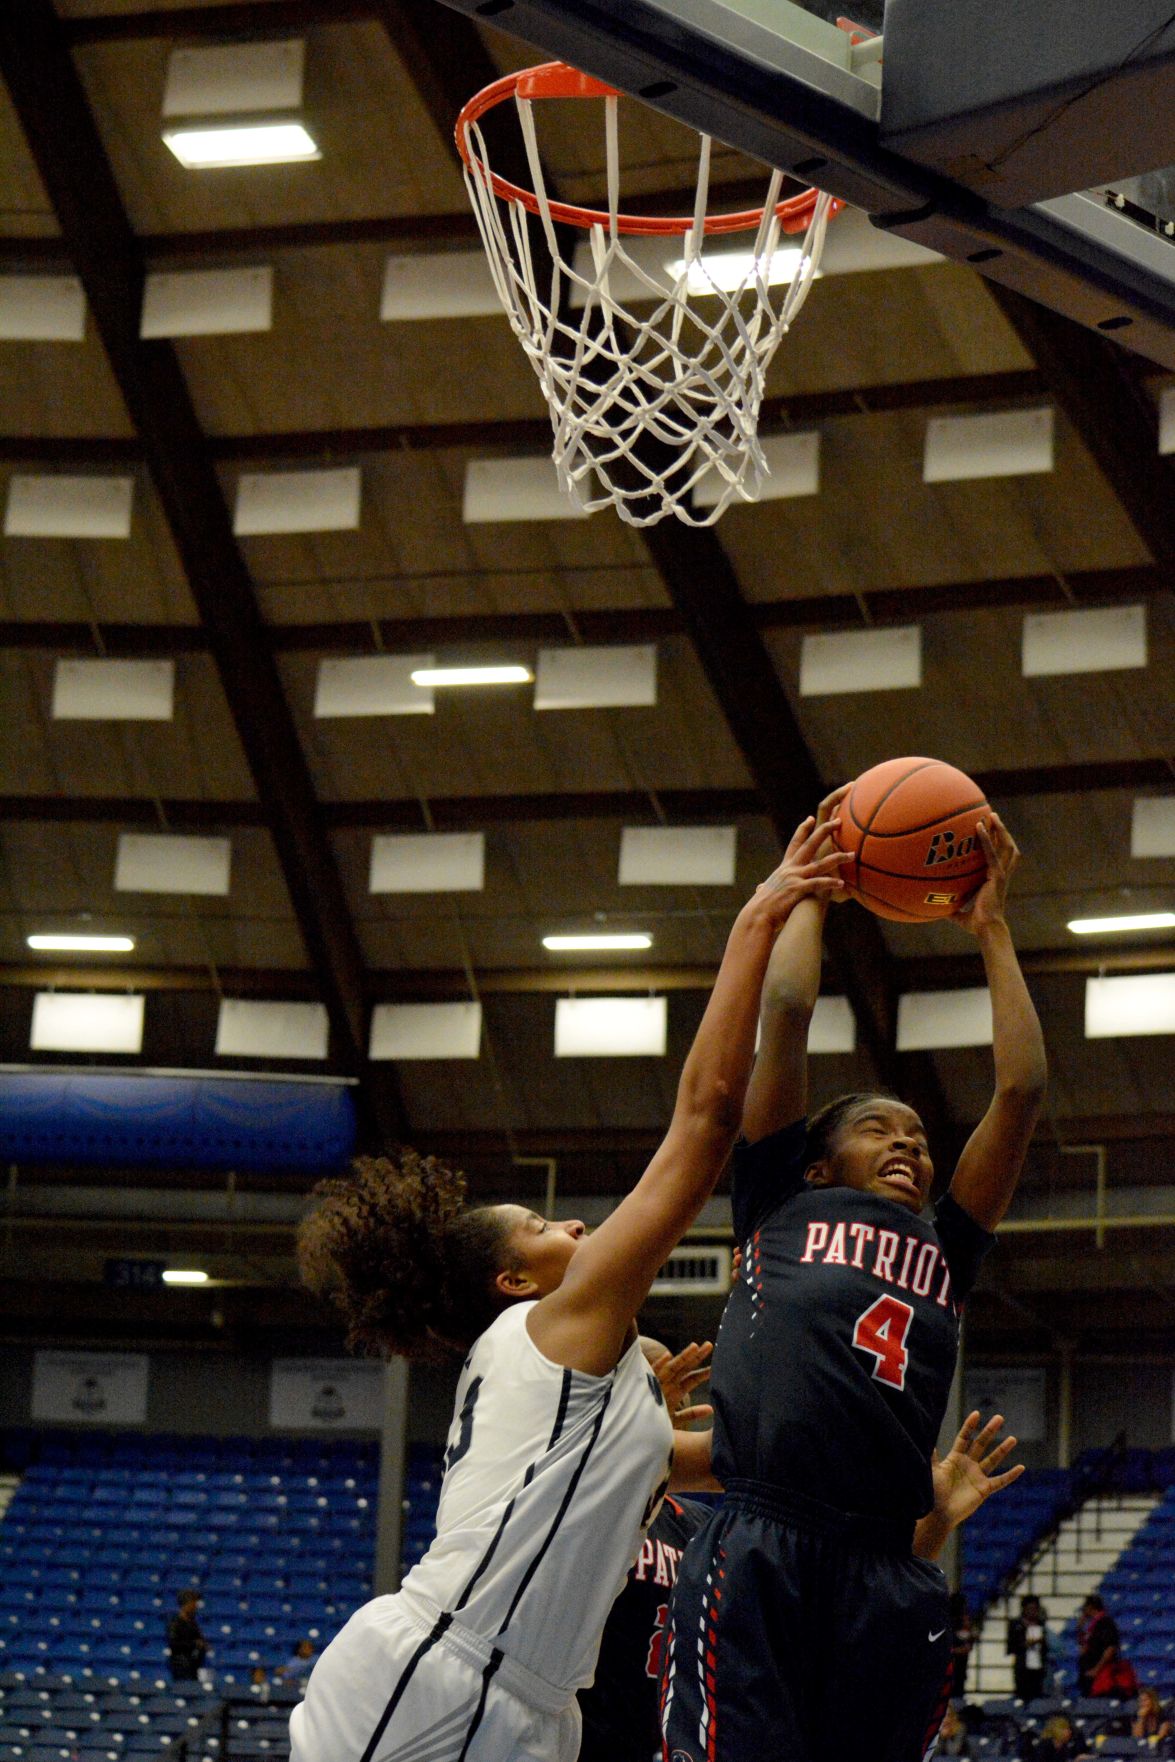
[166,1589,208,1682]
[948,1591,976,1700]
[1077,1594,1124,1697]
[1133,1687,1173,1746]
[1007,1592,1050,1702]
[249,1665,272,1703]
[1031,1713,1088,1762]
[278,1638,318,1688]
[937,1704,970,1757]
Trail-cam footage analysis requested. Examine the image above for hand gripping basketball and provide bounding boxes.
[830,757,990,922]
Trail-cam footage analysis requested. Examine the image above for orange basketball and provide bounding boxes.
[831,757,989,923]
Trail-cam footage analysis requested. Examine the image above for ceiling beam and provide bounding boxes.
[0,563,1164,660]
[1,941,1168,999]
[65,0,378,43]
[0,759,1165,829]
[988,288,1175,572]
[0,0,406,1144]
[0,369,1051,465]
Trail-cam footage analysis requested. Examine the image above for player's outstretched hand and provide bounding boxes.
[931,1410,1025,1532]
[953,813,1020,938]
[650,1340,714,1430]
[751,810,851,925]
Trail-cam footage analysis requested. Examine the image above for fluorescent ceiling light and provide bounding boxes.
[542,933,652,951]
[6,474,133,539]
[315,654,435,717]
[27,935,135,953]
[369,833,485,895]
[1068,912,1175,934]
[534,645,657,710]
[1160,384,1175,456]
[666,244,815,294]
[1132,797,1175,859]
[233,466,360,536]
[800,625,922,696]
[0,275,86,342]
[163,122,319,170]
[1085,973,1175,1038]
[463,457,588,523]
[215,999,328,1060]
[53,659,174,722]
[694,430,820,509]
[808,996,857,1054]
[141,266,273,339]
[1022,604,1146,677]
[163,41,306,117]
[555,996,667,1057]
[380,252,499,321]
[161,1269,209,1286]
[115,834,230,897]
[369,1001,482,1061]
[896,988,993,1052]
[410,665,531,687]
[619,826,737,887]
[31,992,145,1054]
[923,407,1054,483]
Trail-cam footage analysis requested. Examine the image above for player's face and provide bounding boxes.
[494,1204,587,1296]
[817,1099,933,1214]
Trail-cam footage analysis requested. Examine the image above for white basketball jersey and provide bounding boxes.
[400,1301,675,1694]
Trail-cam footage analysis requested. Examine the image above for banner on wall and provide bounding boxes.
[964,1366,1047,1442]
[269,1358,385,1431]
[32,1350,149,1425]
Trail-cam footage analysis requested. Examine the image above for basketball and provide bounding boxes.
[831,757,990,923]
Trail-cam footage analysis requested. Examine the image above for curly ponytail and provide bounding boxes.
[296,1150,522,1362]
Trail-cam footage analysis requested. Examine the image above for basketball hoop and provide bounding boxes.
[455,63,843,528]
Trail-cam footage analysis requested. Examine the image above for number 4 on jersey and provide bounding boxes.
[852,1295,913,1390]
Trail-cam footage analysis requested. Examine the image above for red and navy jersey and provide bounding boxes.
[711,1119,994,1526]
[577,1495,708,1762]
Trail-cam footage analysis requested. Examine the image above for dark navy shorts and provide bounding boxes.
[660,1481,952,1762]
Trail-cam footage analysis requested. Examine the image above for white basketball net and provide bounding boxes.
[461,88,835,528]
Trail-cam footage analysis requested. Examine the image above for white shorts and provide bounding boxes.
[289,1594,582,1762]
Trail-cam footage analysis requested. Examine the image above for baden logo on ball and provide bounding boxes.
[831,757,989,923]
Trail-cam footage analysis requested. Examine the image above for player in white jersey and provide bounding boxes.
[288,813,850,1762]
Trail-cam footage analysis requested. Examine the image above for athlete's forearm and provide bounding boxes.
[911,1508,952,1561]
[758,895,827,1019]
[980,919,1047,1102]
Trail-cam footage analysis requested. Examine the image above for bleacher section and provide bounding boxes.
[0,1433,443,1682]
[962,1467,1075,1613]
[1088,1486,1175,1692]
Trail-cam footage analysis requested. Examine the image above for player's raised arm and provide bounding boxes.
[528,818,849,1377]
[741,784,850,1145]
[946,814,1047,1232]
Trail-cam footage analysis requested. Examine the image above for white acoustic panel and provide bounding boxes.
[463,457,588,523]
[694,430,820,509]
[233,467,361,536]
[923,407,1054,482]
[31,992,144,1054]
[215,999,328,1059]
[618,826,737,887]
[896,988,993,1051]
[1160,384,1175,457]
[53,659,174,722]
[808,995,857,1054]
[0,276,86,341]
[6,474,134,539]
[141,266,273,338]
[1132,796,1175,858]
[163,39,304,117]
[1085,973,1175,1038]
[380,252,499,320]
[800,625,922,696]
[534,645,657,710]
[1022,604,1146,677]
[314,655,435,717]
[369,1001,482,1061]
[115,834,231,896]
[369,833,485,894]
[555,996,667,1057]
